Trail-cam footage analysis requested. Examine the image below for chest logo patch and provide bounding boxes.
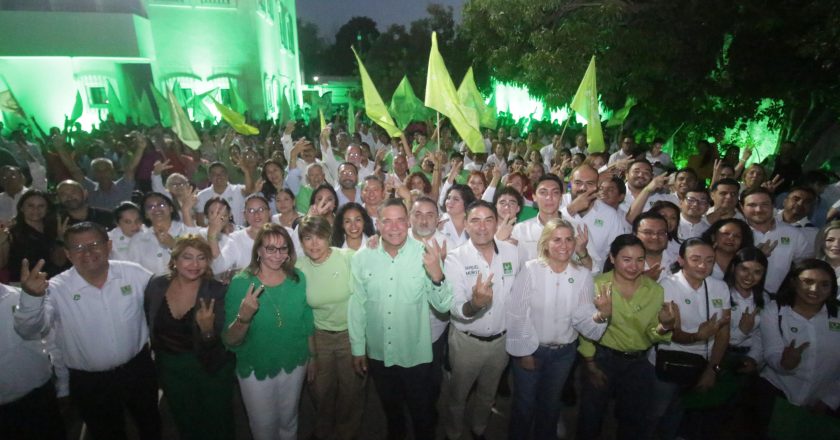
[503,262,513,275]
[120,285,132,296]
[594,219,604,227]
[73,294,81,301]
[829,322,840,332]
[568,277,574,284]
[685,299,692,305]
[711,299,723,308]
[780,237,790,245]
[790,327,798,333]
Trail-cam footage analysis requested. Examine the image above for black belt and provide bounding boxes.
[464,330,506,342]
[597,343,646,359]
[317,329,347,334]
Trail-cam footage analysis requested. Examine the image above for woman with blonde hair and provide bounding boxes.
[223,224,313,440]
[143,234,233,440]
[815,220,840,289]
[506,218,611,439]
[296,215,364,440]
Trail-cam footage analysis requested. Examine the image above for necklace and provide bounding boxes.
[258,281,285,327]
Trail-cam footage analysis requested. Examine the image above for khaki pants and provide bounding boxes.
[311,329,366,440]
[445,326,509,439]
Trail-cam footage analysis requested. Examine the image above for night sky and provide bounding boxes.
[297,0,465,39]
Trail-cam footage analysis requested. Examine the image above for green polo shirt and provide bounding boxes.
[578,271,672,357]
[295,184,314,214]
[348,237,452,367]
[224,271,314,379]
[296,247,354,331]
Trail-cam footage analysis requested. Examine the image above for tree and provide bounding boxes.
[297,19,328,81]
[327,16,381,76]
[462,0,840,165]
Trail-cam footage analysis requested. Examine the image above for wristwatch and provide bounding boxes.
[712,364,722,375]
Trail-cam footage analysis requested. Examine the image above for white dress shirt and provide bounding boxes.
[1,285,54,404]
[14,261,153,372]
[751,221,809,295]
[512,216,548,263]
[438,213,470,251]
[560,197,627,274]
[677,214,711,241]
[446,239,520,336]
[760,302,840,409]
[197,183,247,226]
[129,221,203,275]
[775,210,818,258]
[506,260,607,356]
[728,287,764,357]
[652,272,730,360]
[108,226,145,262]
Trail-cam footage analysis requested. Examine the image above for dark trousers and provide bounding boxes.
[368,359,437,440]
[0,379,65,440]
[577,345,656,440]
[68,347,162,440]
[431,325,449,405]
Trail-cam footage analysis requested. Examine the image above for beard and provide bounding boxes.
[61,198,85,210]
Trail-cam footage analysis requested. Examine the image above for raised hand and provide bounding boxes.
[56,214,70,239]
[659,301,678,329]
[740,146,753,163]
[20,258,49,297]
[471,272,495,309]
[643,263,663,281]
[180,187,198,213]
[757,239,779,257]
[195,298,216,334]
[646,173,670,193]
[594,281,612,319]
[153,224,176,249]
[575,224,590,255]
[422,238,445,283]
[780,339,809,371]
[496,215,516,242]
[238,283,265,322]
[152,159,173,176]
[695,313,729,341]
[566,188,598,216]
[761,175,784,193]
[738,307,757,334]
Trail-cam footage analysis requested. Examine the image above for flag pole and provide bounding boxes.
[436,111,441,151]
[558,111,572,147]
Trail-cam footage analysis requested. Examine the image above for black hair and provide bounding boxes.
[140,192,180,225]
[776,258,838,318]
[723,247,768,309]
[309,184,339,214]
[701,218,754,251]
[535,173,564,192]
[113,201,141,222]
[602,234,645,273]
[604,175,626,196]
[650,200,682,244]
[259,158,286,200]
[493,186,525,211]
[332,202,376,247]
[710,178,740,193]
[632,211,668,234]
[466,200,497,219]
[739,187,773,206]
[64,221,109,245]
[14,189,58,238]
[671,237,713,274]
[442,184,477,214]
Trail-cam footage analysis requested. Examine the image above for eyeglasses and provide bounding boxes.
[169,182,187,188]
[145,202,168,210]
[67,241,106,254]
[246,207,269,214]
[684,197,708,206]
[262,245,290,255]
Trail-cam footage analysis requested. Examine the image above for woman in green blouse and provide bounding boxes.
[223,223,314,440]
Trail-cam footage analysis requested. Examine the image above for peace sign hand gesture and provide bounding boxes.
[422,239,445,283]
[738,307,757,334]
[471,272,495,309]
[195,298,216,334]
[21,258,49,297]
[238,283,265,322]
[594,282,612,319]
[780,339,809,371]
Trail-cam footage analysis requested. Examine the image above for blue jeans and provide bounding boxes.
[646,376,683,440]
[509,342,577,440]
[577,345,656,440]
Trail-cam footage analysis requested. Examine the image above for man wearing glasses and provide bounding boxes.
[678,188,712,241]
[14,222,160,440]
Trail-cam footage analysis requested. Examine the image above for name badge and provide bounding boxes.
[503,262,513,275]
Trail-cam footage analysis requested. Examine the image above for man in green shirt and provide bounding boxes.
[348,198,452,440]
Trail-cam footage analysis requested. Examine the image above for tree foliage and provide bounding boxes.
[462,0,840,159]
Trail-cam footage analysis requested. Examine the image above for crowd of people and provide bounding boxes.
[1,112,839,440]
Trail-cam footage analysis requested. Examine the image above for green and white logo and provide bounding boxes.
[503,262,513,275]
[594,219,604,227]
[712,299,723,308]
[780,237,790,245]
[73,294,81,301]
[120,285,132,296]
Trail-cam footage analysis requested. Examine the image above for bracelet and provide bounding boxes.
[201,332,215,340]
[593,311,608,323]
[576,252,590,260]
[236,314,252,325]
[207,234,219,242]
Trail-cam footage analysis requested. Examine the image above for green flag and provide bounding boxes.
[662,123,684,158]
[106,81,126,124]
[389,76,428,130]
[168,89,200,149]
[424,32,484,153]
[190,88,218,123]
[171,80,188,107]
[212,98,259,135]
[69,90,84,123]
[606,96,636,128]
[347,99,356,134]
[150,85,171,127]
[457,67,497,129]
[570,55,605,153]
[137,90,157,127]
[352,47,402,137]
[279,93,292,125]
[229,82,247,114]
[0,82,27,128]
[319,109,327,130]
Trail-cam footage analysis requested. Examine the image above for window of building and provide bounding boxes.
[88,86,106,107]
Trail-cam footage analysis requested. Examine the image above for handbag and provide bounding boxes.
[655,280,709,386]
